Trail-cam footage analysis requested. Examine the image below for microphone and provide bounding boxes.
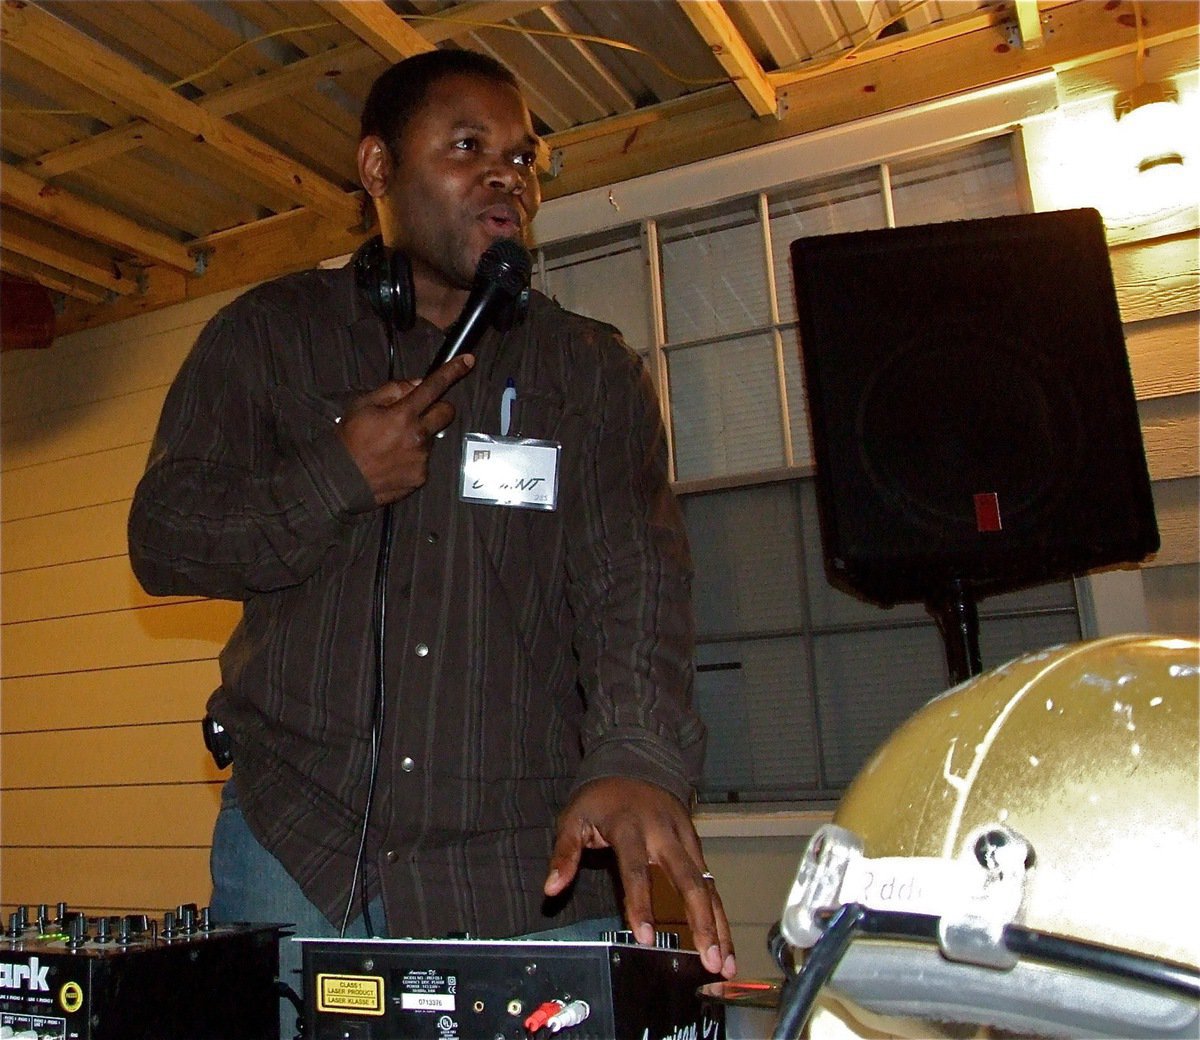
[425,238,532,376]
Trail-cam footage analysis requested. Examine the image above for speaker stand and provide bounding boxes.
[927,579,982,686]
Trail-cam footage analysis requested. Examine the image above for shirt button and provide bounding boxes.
[400,757,415,773]
[384,849,398,863]
[426,531,439,544]
[415,642,429,657]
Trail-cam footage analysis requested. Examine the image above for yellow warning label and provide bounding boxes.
[316,973,385,1016]
[60,981,84,1013]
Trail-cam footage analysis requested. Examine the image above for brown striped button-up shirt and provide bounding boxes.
[128,261,705,937]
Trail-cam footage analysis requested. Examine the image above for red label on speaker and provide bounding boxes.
[974,492,1002,532]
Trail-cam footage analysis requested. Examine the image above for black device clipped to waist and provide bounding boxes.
[203,713,233,768]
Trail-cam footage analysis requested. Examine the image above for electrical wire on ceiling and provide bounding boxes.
[5,0,939,120]
[5,11,725,118]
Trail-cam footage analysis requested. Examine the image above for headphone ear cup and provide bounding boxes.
[354,237,415,330]
[380,248,415,330]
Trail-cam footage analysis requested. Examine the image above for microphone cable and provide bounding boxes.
[339,322,398,940]
[338,238,531,939]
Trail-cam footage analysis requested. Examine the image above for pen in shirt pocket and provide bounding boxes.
[500,377,516,437]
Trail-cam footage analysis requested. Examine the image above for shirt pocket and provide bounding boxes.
[509,385,569,440]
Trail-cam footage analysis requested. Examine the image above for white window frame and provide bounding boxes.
[534,71,1148,825]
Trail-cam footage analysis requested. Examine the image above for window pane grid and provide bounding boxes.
[545,134,1082,802]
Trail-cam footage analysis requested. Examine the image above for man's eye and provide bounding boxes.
[454,137,477,151]
[513,152,536,168]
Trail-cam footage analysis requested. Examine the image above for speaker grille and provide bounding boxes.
[791,208,1159,605]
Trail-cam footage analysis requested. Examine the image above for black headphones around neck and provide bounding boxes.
[353,235,531,335]
[353,235,416,330]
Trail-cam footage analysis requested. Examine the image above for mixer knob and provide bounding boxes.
[7,911,22,939]
[55,902,68,927]
[67,914,88,948]
[37,904,49,931]
[162,910,177,938]
[15,906,28,931]
[95,916,113,943]
[176,903,198,933]
[116,916,133,945]
[199,906,214,932]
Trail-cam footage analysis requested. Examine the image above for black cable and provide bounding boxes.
[1004,924,1200,998]
[769,904,1200,1040]
[772,903,866,1040]
[276,980,305,1039]
[339,325,399,940]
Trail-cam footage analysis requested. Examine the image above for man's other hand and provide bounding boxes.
[544,776,736,979]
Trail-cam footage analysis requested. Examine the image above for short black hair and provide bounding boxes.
[360,49,522,160]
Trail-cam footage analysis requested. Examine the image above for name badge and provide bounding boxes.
[460,432,560,511]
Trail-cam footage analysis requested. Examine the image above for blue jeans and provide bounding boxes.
[210,780,621,1038]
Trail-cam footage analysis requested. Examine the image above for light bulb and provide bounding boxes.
[1115,82,1185,174]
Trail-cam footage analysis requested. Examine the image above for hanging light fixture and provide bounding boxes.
[1115,81,1184,173]
[1114,0,1185,175]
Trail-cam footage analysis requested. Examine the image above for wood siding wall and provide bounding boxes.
[2,288,242,915]
[2,196,1196,937]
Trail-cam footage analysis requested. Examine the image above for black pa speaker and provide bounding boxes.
[790,207,1158,607]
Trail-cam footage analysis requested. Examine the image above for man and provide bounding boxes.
[128,48,735,994]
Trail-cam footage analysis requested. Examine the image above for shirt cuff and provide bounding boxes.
[571,732,697,808]
[294,426,377,519]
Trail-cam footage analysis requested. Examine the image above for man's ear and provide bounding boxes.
[358,135,393,199]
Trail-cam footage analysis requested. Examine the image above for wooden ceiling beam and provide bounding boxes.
[678,0,777,117]
[25,123,154,181]
[769,5,1012,85]
[0,0,359,227]
[313,0,435,62]
[58,203,366,333]
[25,42,380,181]
[0,225,138,296]
[22,4,554,183]
[414,1,557,43]
[0,251,109,304]
[0,164,197,273]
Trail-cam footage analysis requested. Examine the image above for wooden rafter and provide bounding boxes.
[20,3,556,184]
[1,164,197,273]
[313,0,436,62]
[25,42,380,181]
[678,0,777,117]
[0,224,138,296]
[0,251,109,303]
[0,0,359,227]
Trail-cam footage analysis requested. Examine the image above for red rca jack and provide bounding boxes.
[524,999,565,1032]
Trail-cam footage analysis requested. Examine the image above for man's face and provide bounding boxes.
[377,72,541,293]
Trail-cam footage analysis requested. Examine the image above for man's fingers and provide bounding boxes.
[402,354,475,414]
[544,823,584,898]
[607,823,656,945]
[673,863,726,975]
[343,379,417,415]
[654,832,736,978]
[418,400,457,440]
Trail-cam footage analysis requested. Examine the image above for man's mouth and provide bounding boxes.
[480,204,522,236]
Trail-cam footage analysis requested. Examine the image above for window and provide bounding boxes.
[537,135,1082,803]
